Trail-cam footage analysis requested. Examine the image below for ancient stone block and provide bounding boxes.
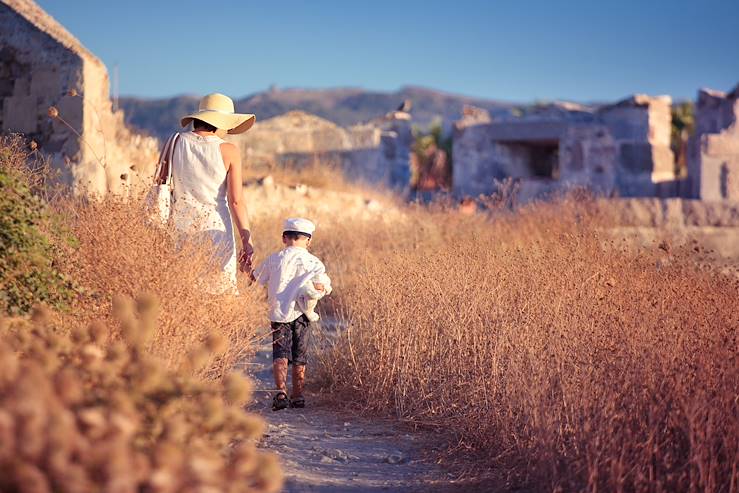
[484,121,565,141]
[618,143,656,173]
[2,94,37,133]
[0,79,12,98]
[651,145,676,178]
[30,68,61,96]
[703,132,739,157]
[600,107,649,141]
[13,76,30,95]
[688,84,739,199]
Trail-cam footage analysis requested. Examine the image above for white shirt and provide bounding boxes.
[253,246,332,323]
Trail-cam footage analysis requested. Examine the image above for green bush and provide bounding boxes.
[0,137,75,314]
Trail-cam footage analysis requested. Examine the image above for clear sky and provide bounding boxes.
[36,0,739,102]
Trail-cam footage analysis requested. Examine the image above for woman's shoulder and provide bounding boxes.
[219,141,240,156]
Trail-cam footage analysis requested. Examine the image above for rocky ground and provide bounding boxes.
[239,334,472,493]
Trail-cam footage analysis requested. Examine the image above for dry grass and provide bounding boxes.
[55,195,265,376]
[0,133,281,491]
[1,135,266,376]
[0,303,281,492]
[308,198,739,492]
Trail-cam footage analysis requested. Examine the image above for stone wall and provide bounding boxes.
[599,95,674,196]
[0,0,158,196]
[688,85,739,201]
[227,109,412,189]
[452,95,675,201]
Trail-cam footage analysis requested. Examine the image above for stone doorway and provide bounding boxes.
[499,140,560,179]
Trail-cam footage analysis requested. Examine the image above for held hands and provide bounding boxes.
[238,238,254,274]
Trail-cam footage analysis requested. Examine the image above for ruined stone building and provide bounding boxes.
[0,0,157,195]
[688,86,739,201]
[452,85,739,203]
[452,95,678,202]
[228,109,412,190]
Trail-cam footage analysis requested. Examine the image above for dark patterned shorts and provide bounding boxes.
[271,314,311,365]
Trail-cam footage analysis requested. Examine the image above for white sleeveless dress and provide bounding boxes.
[171,131,237,292]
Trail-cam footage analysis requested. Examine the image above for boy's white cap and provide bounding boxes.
[283,217,315,236]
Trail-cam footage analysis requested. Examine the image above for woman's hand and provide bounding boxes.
[238,241,254,273]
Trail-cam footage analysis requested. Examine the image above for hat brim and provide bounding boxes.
[181,110,256,134]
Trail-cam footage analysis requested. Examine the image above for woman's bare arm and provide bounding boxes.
[221,142,254,269]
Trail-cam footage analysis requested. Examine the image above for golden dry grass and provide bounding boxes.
[55,195,265,376]
[0,303,281,492]
[1,133,281,492]
[306,198,739,492]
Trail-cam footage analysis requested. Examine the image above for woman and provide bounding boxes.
[171,93,255,292]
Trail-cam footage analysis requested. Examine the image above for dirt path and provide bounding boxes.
[241,338,459,493]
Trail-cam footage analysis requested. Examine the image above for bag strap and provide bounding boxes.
[154,134,174,184]
[154,133,180,185]
[163,133,180,186]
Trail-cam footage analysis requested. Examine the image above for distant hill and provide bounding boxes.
[119,86,519,141]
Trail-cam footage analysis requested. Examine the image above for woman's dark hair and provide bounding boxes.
[192,118,217,132]
[282,231,311,241]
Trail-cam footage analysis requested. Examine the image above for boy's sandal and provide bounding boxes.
[290,396,305,408]
[272,391,290,411]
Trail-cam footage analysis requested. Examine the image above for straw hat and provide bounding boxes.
[180,93,256,134]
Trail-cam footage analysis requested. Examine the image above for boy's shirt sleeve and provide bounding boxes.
[311,258,332,294]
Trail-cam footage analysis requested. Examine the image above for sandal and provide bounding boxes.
[272,391,289,411]
[290,396,305,408]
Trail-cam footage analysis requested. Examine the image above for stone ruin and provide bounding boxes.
[453,85,739,203]
[3,0,736,205]
[452,95,678,202]
[230,85,739,205]
[688,85,739,201]
[228,109,412,190]
[0,0,158,196]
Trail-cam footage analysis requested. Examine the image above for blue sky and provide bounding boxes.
[36,0,739,102]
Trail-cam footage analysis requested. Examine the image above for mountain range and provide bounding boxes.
[119,86,519,141]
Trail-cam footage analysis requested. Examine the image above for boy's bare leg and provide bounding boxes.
[292,364,306,399]
[273,358,288,392]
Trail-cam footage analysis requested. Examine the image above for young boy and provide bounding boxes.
[252,218,332,410]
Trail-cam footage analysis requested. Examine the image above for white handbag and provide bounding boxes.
[146,133,180,225]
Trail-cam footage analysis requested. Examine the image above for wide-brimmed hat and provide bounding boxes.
[180,93,256,134]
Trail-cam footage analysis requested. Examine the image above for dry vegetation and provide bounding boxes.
[299,199,738,492]
[55,195,265,376]
[0,136,281,492]
[4,129,738,491]
[0,303,281,493]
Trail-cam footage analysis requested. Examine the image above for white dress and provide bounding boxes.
[170,131,237,292]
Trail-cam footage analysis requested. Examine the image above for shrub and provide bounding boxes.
[0,300,282,493]
[314,199,739,492]
[0,136,75,315]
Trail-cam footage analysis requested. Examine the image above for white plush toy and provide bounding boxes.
[297,273,332,322]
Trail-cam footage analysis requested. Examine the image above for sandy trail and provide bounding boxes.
[240,335,459,493]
